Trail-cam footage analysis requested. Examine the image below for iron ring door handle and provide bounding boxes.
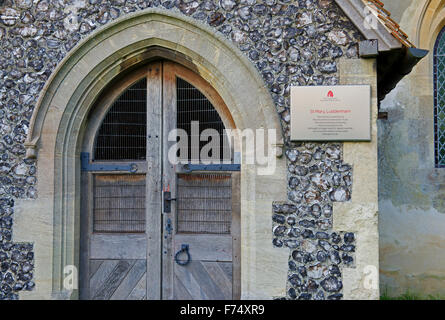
[175,244,191,266]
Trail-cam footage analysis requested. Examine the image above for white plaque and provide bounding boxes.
[291,85,371,141]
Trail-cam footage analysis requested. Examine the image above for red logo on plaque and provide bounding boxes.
[327,90,334,98]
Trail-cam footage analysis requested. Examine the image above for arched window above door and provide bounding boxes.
[92,73,230,163]
[94,78,148,161]
[434,27,445,168]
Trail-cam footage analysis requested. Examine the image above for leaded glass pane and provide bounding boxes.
[434,27,445,167]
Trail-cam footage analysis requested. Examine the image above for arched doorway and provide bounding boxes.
[79,61,241,300]
[23,9,287,300]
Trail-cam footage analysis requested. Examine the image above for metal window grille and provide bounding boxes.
[177,173,232,234]
[434,27,445,168]
[93,174,146,233]
[176,77,231,163]
[94,78,147,161]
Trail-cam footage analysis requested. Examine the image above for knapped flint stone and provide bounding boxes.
[322,204,333,217]
[1,284,12,294]
[318,60,337,73]
[288,190,302,203]
[344,232,355,244]
[16,0,33,9]
[327,293,343,300]
[318,240,331,251]
[287,227,300,238]
[272,214,286,224]
[326,146,340,159]
[238,6,251,20]
[321,276,342,293]
[288,287,297,299]
[24,281,35,290]
[289,176,300,189]
[303,253,314,263]
[314,290,325,300]
[328,30,349,46]
[286,216,296,226]
[304,189,320,202]
[341,244,355,252]
[330,187,350,202]
[316,251,328,262]
[1,8,19,26]
[296,12,312,27]
[273,203,297,214]
[299,219,315,229]
[272,238,283,247]
[302,229,314,239]
[338,164,352,172]
[342,253,354,265]
[331,232,341,244]
[292,250,304,263]
[220,0,236,11]
[178,0,199,15]
[252,4,267,15]
[12,282,23,291]
[299,152,312,164]
[209,12,225,26]
[307,279,319,292]
[273,225,287,237]
[307,263,326,279]
[288,274,303,287]
[1,261,9,272]
[329,250,341,264]
[310,204,321,217]
[316,231,329,239]
[4,272,14,284]
[285,240,299,249]
[301,239,317,253]
[329,265,341,277]
[294,165,308,176]
[288,260,297,271]
[298,293,312,300]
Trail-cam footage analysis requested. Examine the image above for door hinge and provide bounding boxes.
[180,163,240,172]
[81,152,138,173]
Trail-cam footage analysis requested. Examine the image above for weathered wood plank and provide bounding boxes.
[92,260,135,300]
[173,275,193,300]
[110,260,146,300]
[174,234,232,262]
[188,261,227,299]
[90,260,119,296]
[218,261,233,282]
[90,234,147,260]
[231,172,241,300]
[89,260,103,279]
[128,272,147,300]
[162,61,178,299]
[146,61,163,300]
[174,262,209,300]
[202,261,232,299]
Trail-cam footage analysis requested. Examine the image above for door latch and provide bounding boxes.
[175,244,191,266]
[163,191,176,213]
[165,218,173,235]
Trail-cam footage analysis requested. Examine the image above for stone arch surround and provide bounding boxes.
[0,1,380,300]
[19,8,288,299]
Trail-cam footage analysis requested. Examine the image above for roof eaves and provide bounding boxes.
[334,0,403,52]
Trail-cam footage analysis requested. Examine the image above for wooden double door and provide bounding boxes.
[79,61,240,300]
